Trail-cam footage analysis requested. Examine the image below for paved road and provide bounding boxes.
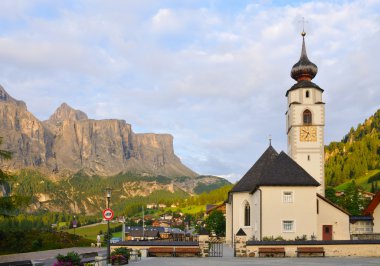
[0,247,105,265]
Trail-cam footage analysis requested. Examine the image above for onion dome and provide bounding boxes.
[290,31,318,81]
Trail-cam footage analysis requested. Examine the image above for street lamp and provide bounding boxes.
[105,187,112,266]
[73,215,76,237]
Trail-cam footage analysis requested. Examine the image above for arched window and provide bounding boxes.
[306,90,310,98]
[303,109,312,125]
[244,202,250,226]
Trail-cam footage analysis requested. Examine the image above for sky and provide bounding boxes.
[0,0,379,182]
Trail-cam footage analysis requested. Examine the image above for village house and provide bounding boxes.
[363,190,380,233]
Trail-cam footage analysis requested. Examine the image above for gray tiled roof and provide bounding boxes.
[230,146,320,193]
[286,80,323,96]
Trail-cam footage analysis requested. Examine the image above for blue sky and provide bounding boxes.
[0,0,379,182]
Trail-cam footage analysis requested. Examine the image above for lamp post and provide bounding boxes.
[105,187,112,266]
[73,215,76,237]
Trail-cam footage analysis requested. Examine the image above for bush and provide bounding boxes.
[111,247,130,264]
[54,251,81,265]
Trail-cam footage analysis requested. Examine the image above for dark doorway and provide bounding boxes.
[322,225,333,240]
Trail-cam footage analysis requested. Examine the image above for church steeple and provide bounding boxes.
[290,32,318,82]
[286,30,325,196]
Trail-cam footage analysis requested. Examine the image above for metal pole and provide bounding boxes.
[107,197,111,266]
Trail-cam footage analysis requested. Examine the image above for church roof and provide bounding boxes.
[230,146,320,193]
[286,80,323,96]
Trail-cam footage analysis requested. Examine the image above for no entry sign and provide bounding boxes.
[102,208,114,220]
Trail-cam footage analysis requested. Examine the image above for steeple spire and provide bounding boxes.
[290,31,318,82]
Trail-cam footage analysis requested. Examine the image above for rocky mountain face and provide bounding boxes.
[0,85,197,178]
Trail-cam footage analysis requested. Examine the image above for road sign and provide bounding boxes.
[103,208,114,220]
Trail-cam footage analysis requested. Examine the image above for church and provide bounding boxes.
[225,31,350,243]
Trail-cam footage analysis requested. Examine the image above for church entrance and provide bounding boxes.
[322,225,333,240]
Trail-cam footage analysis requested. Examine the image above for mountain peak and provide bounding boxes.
[0,85,27,108]
[48,102,88,124]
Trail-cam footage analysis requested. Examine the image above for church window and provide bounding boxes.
[306,90,310,98]
[244,202,250,226]
[303,109,312,124]
[282,220,294,232]
[308,155,310,161]
[283,191,293,203]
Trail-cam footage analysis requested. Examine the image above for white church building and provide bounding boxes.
[225,32,350,243]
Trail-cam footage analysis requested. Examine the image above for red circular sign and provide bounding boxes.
[102,208,114,220]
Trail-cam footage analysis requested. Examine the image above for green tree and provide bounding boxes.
[204,210,225,236]
[337,181,370,216]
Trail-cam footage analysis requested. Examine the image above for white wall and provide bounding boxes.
[230,192,255,241]
[373,204,380,233]
[286,87,325,196]
[261,186,317,240]
[317,197,350,240]
[225,202,232,244]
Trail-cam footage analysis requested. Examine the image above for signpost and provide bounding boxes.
[103,208,114,220]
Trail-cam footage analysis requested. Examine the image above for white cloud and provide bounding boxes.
[0,0,379,182]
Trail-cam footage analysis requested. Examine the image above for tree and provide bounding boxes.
[204,210,225,236]
[337,181,370,216]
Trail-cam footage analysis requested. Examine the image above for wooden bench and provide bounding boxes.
[174,247,201,257]
[80,251,99,264]
[296,247,325,257]
[148,247,175,257]
[0,261,33,266]
[258,247,286,257]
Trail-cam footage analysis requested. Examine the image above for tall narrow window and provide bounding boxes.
[303,109,312,124]
[306,90,310,98]
[244,202,250,226]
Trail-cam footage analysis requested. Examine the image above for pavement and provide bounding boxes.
[0,247,105,265]
[1,245,380,266]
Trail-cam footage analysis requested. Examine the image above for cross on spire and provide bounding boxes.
[299,17,308,37]
[269,135,272,146]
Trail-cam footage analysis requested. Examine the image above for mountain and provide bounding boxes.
[9,170,230,215]
[0,85,196,177]
[325,109,380,187]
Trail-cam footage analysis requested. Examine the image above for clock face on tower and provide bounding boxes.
[300,126,317,142]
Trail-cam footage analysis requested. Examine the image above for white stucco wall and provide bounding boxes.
[317,197,350,240]
[286,87,325,196]
[230,192,255,241]
[225,202,232,244]
[260,186,317,240]
[373,203,380,233]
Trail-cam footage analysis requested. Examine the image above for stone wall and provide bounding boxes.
[198,235,209,257]
[244,240,380,257]
[235,235,250,257]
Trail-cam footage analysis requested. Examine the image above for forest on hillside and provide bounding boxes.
[325,109,380,189]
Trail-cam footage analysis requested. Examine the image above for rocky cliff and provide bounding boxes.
[0,85,197,177]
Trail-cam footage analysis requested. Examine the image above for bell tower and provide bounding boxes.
[286,31,325,196]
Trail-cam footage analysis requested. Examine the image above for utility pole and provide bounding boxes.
[142,206,145,240]
[105,188,112,266]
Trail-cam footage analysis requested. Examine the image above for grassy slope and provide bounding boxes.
[64,223,121,241]
[334,169,380,191]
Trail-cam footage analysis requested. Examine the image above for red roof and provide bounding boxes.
[363,191,380,216]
